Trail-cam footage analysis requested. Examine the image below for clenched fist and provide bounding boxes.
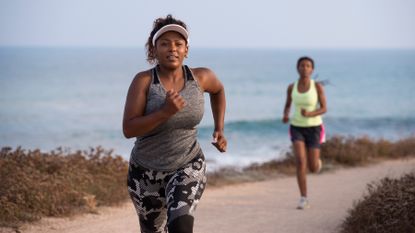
[161,89,187,117]
[212,130,227,152]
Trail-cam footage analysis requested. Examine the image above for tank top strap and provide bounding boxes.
[311,79,316,90]
[151,66,160,84]
[293,80,298,94]
[184,65,195,81]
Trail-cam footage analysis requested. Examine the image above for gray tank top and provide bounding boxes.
[130,65,205,171]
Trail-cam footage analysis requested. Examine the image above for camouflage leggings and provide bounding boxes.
[127,153,207,233]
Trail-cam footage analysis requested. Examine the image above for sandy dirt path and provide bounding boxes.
[4,158,414,233]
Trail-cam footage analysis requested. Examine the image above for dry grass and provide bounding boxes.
[0,146,129,228]
[340,171,415,233]
[321,135,415,166]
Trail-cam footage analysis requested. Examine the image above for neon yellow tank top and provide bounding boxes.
[290,79,323,127]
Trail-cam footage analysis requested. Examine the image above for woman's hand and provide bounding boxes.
[161,89,186,117]
[283,84,293,124]
[282,115,290,123]
[301,108,311,117]
[212,130,227,152]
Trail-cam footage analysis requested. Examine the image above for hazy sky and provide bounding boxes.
[1,0,414,48]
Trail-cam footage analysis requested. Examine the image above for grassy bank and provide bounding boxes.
[1,136,415,228]
[0,147,128,228]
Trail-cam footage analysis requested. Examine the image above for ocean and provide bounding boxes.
[1,47,414,170]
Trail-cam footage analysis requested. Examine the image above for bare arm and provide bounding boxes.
[302,82,327,117]
[282,84,293,124]
[194,68,227,152]
[122,71,185,138]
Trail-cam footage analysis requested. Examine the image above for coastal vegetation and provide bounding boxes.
[1,136,414,229]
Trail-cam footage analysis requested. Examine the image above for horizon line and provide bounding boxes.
[1,45,415,50]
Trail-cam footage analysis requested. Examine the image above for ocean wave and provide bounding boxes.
[198,116,415,139]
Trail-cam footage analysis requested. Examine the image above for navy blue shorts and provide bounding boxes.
[289,124,325,148]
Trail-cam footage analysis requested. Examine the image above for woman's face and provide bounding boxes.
[154,31,188,69]
[297,60,314,78]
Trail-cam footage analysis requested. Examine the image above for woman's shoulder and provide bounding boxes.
[187,66,220,92]
[287,83,295,92]
[314,80,325,92]
[133,69,154,83]
[133,69,153,80]
[130,69,153,91]
[188,66,217,85]
[189,66,215,78]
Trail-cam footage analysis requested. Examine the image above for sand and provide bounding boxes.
[3,158,414,233]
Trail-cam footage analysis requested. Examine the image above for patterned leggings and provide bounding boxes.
[127,153,207,233]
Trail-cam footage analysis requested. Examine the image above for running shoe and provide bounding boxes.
[316,158,322,173]
[297,196,310,209]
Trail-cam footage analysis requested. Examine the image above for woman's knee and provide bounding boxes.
[307,149,321,173]
[309,163,318,173]
[168,215,194,233]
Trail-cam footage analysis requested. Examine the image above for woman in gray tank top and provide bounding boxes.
[123,15,227,233]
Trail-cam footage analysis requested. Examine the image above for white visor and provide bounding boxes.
[152,24,189,46]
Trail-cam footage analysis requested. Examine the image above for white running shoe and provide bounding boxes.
[297,196,310,209]
[316,158,322,173]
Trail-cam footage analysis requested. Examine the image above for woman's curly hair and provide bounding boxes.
[145,14,188,65]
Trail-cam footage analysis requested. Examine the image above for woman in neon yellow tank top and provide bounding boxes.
[282,56,327,209]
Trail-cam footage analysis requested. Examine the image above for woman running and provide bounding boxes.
[123,15,227,233]
[282,56,327,209]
